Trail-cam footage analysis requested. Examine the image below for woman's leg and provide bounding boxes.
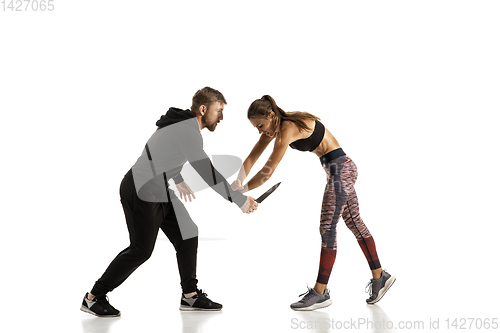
[340,157,382,277]
[315,157,348,294]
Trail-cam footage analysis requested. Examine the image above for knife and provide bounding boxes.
[255,182,281,203]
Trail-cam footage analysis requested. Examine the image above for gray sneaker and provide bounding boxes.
[366,270,396,304]
[290,287,332,311]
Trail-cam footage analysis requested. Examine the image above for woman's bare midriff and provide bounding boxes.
[298,119,341,157]
[313,126,341,157]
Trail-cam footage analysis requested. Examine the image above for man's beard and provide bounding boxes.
[202,114,218,132]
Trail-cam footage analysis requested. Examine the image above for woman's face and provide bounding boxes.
[249,112,276,137]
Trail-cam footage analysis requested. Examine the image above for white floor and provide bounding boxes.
[5,217,499,333]
[3,154,500,333]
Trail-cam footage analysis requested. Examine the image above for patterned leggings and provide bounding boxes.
[317,148,381,284]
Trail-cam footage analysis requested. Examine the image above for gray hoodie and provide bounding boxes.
[131,107,246,208]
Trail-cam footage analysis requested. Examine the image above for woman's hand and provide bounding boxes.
[231,179,244,191]
[175,181,196,202]
[240,196,258,214]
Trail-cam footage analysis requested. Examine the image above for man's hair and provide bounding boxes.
[191,87,227,114]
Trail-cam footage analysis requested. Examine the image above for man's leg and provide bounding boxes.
[160,192,222,311]
[82,170,163,317]
[160,199,199,295]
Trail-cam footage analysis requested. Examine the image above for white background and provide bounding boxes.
[1,1,499,332]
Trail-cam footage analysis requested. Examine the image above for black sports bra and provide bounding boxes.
[289,120,325,152]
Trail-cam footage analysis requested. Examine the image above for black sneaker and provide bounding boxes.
[366,270,396,304]
[179,289,223,311]
[80,293,121,317]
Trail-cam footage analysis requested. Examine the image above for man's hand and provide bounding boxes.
[175,181,196,202]
[240,196,258,214]
[231,179,244,191]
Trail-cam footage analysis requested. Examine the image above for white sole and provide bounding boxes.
[367,276,396,304]
[179,305,222,311]
[80,305,121,317]
[291,298,333,311]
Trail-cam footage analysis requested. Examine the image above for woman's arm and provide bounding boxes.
[243,124,295,192]
[235,134,273,184]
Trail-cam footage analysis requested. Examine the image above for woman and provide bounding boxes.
[232,95,396,311]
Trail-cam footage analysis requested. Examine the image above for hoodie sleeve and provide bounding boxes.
[178,123,247,208]
[173,173,184,184]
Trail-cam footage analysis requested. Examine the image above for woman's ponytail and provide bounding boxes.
[261,95,287,120]
[248,95,319,143]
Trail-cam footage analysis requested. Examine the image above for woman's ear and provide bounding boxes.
[268,110,275,120]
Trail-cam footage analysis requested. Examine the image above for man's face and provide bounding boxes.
[201,101,224,132]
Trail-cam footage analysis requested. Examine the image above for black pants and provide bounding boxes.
[91,169,198,297]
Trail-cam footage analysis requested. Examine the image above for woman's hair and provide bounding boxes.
[247,95,319,142]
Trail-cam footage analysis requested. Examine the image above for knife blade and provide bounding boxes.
[255,182,281,203]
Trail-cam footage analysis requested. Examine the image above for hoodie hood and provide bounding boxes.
[156,107,197,129]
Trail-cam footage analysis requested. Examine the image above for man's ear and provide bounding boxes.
[199,104,207,116]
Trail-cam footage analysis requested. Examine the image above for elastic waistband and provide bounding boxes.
[320,148,346,165]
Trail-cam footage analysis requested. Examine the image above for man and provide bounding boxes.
[81,87,258,317]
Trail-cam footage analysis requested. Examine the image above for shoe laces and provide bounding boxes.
[96,295,111,304]
[365,269,388,296]
[365,280,373,296]
[298,287,316,302]
[196,289,209,299]
[93,295,112,308]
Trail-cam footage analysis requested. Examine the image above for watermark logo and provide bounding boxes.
[1,0,55,11]
[290,317,499,330]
